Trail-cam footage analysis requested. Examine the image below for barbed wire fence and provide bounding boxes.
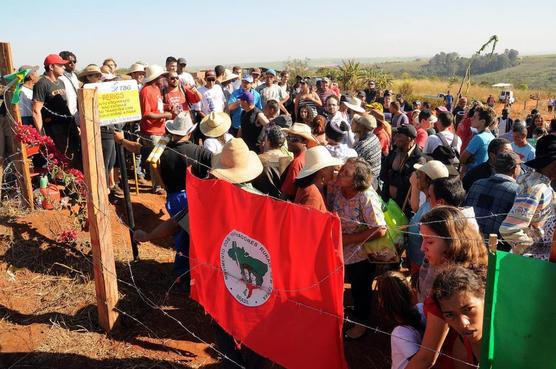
[2,102,545,368]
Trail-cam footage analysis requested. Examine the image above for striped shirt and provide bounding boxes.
[500,171,555,260]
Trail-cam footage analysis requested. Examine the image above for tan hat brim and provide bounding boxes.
[200,120,232,138]
[281,128,318,143]
[210,151,263,184]
[297,157,344,179]
[144,70,167,84]
[343,102,365,113]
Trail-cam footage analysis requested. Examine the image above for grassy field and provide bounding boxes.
[377,54,556,92]
[392,78,555,119]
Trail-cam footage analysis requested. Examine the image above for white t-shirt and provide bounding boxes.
[498,118,511,135]
[203,134,233,154]
[390,304,424,369]
[423,130,462,155]
[178,71,195,87]
[59,72,79,115]
[256,83,287,106]
[19,86,33,117]
[198,85,226,115]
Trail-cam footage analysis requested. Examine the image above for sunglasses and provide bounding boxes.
[168,77,179,80]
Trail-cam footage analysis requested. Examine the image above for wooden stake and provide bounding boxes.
[488,234,498,254]
[0,42,34,209]
[77,88,119,332]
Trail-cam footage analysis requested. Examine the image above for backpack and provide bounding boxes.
[432,132,460,169]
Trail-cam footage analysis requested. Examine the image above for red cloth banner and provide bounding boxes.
[186,171,347,369]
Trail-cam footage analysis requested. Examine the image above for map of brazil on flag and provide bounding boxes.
[186,171,347,369]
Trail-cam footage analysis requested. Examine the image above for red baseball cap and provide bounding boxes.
[44,54,69,66]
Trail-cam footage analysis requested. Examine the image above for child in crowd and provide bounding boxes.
[432,266,487,366]
[376,272,425,369]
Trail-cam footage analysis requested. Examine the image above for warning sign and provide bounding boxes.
[83,80,141,126]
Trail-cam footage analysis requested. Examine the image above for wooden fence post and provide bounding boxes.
[77,88,119,332]
[0,42,34,209]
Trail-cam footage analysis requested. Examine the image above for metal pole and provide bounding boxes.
[115,140,139,260]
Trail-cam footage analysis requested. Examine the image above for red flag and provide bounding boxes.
[186,171,347,369]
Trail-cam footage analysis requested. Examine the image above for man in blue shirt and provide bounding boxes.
[228,74,262,136]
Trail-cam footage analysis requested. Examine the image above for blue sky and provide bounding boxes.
[3,0,555,69]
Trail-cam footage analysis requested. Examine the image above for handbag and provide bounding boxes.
[363,198,408,263]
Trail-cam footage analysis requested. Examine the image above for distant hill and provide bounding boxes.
[375,55,556,92]
[473,55,556,91]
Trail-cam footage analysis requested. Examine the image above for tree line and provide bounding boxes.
[421,49,520,77]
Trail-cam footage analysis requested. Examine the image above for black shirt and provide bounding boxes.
[159,140,213,193]
[33,76,71,124]
[240,107,264,154]
[462,161,494,191]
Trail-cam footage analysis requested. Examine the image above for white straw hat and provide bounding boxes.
[144,64,167,83]
[165,112,197,136]
[297,145,344,179]
[342,96,365,113]
[281,123,318,143]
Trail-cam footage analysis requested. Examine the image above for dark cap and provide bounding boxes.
[237,91,254,105]
[270,115,292,128]
[396,124,417,139]
[525,135,556,169]
[495,151,521,174]
[177,57,187,65]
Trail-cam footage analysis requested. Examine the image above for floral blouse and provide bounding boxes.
[328,184,386,265]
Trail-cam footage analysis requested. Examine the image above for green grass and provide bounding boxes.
[474,54,556,92]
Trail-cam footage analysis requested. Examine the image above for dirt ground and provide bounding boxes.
[0,181,392,369]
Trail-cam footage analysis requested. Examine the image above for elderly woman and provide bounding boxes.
[294,145,342,211]
[328,157,387,339]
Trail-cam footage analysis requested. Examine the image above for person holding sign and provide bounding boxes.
[139,64,171,195]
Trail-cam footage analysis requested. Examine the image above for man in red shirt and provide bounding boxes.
[163,71,202,119]
[140,64,172,194]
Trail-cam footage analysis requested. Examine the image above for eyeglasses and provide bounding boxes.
[286,136,302,143]
[168,77,179,80]
[68,59,77,64]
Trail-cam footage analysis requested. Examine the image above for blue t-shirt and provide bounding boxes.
[465,131,495,172]
[512,142,535,162]
[406,200,431,266]
[228,88,262,129]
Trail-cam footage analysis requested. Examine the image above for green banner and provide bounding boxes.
[481,251,556,368]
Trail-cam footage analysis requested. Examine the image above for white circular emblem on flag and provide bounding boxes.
[220,230,273,307]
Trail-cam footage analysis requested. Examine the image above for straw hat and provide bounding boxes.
[222,69,239,83]
[165,112,197,136]
[144,64,167,83]
[127,63,145,75]
[200,112,232,138]
[281,123,318,143]
[296,145,343,179]
[78,64,102,82]
[413,160,449,180]
[211,138,263,184]
[352,114,377,130]
[342,96,365,113]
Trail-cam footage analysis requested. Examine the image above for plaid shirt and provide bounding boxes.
[500,171,555,259]
[464,174,518,237]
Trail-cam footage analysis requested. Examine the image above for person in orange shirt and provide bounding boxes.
[139,64,172,194]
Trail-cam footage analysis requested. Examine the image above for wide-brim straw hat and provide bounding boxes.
[281,123,318,143]
[297,145,344,179]
[200,112,232,138]
[127,63,145,75]
[78,64,102,82]
[165,112,197,136]
[342,96,365,113]
[222,69,239,83]
[211,138,263,184]
[144,64,167,83]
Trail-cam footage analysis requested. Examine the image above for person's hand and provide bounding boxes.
[164,111,173,119]
[114,130,124,143]
[409,171,418,188]
[133,229,149,243]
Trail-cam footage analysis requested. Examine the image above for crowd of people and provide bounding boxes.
[4,50,556,369]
